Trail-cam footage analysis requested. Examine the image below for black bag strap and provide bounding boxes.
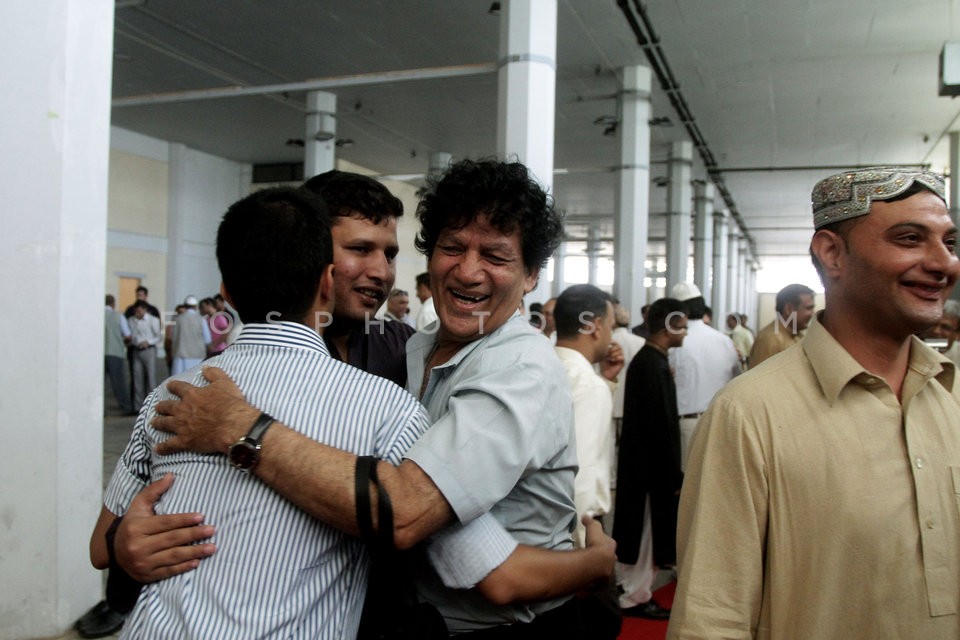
[355,455,394,549]
[355,456,376,543]
[355,458,449,639]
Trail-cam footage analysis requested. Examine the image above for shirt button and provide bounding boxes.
[915,457,924,469]
[926,519,936,529]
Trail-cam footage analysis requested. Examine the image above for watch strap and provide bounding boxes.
[245,412,275,444]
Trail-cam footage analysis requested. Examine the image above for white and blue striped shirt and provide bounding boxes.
[104,321,431,640]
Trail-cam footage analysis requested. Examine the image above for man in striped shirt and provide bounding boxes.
[90,187,433,638]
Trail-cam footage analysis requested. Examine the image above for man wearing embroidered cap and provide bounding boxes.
[668,167,960,639]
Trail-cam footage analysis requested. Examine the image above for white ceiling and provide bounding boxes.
[109,0,960,264]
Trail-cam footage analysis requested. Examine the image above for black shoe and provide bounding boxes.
[75,600,126,638]
[622,599,671,620]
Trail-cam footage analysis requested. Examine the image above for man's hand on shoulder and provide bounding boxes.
[152,367,259,455]
[114,474,216,582]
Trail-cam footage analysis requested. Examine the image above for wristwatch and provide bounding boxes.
[228,412,275,472]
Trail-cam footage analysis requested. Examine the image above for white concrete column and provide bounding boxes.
[551,241,566,296]
[727,229,741,314]
[498,0,557,304]
[666,141,694,292]
[693,181,714,303]
[0,2,112,637]
[748,262,759,329]
[166,145,250,310]
[429,151,453,179]
[586,224,601,285]
[304,90,336,178]
[614,65,652,315]
[738,238,750,314]
[711,209,729,323]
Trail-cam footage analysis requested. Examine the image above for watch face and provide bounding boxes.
[229,441,259,470]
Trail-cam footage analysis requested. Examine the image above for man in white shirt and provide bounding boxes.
[128,300,162,410]
[414,271,438,330]
[384,288,416,327]
[553,284,624,546]
[668,282,741,470]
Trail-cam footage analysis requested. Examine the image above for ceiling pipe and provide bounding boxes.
[717,163,930,173]
[617,0,758,259]
[112,63,498,108]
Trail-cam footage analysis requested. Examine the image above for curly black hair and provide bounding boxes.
[414,159,563,271]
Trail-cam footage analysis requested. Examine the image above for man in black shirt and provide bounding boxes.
[613,297,688,619]
[302,171,415,387]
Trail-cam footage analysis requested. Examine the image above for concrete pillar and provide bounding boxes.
[693,181,714,303]
[711,209,729,323]
[614,65,652,314]
[429,151,453,179]
[586,224,601,285]
[0,1,113,637]
[666,141,693,292]
[551,241,566,296]
[727,229,741,315]
[738,238,750,314]
[497,0,557,304]
[304,90,336,178]
[166,145,249,308]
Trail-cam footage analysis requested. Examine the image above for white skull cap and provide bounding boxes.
[670,281,702,301]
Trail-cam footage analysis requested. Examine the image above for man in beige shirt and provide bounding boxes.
[725,312,753,369]
[747,283,816,367]
[668,167,960,639]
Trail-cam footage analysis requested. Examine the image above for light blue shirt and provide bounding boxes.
[105,321,432,640]
[404,313,578,633]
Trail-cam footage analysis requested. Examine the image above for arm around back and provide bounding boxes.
[152,367,456,547]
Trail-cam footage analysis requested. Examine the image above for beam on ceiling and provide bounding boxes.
[112,63,499,108]
[716,164,929,173]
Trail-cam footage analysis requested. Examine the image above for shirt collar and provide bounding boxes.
[803,312,955,405]
[233,321,329,356]
[554,345,593,370]
[408,312,525,372]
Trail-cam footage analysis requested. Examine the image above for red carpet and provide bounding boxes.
[617,581,675,640]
